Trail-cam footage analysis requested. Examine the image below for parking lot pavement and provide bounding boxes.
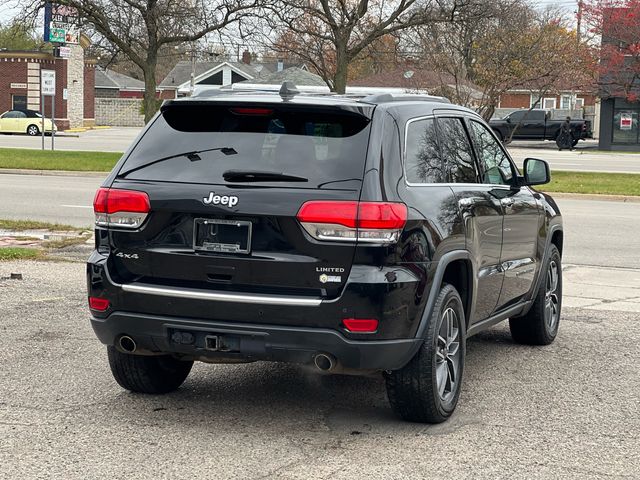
[0,259,638,479]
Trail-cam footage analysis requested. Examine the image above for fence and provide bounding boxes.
[95,98,145,127]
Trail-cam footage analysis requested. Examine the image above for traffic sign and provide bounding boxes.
[41,70,56,96]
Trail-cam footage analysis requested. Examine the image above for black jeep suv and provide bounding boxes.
[87,85,563,423]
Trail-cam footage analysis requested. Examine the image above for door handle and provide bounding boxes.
[501,197,516,206]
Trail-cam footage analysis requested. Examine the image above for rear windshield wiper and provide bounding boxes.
[222,170,308,183]
[117,147,237,178]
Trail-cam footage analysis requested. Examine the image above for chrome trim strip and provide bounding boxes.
[121,283,323,306]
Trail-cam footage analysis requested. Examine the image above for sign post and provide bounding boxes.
[41,70,56,151]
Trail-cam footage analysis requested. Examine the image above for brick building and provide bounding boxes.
[0,37,95,130]
[497,89,597,111]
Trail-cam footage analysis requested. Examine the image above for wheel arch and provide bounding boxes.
[551,229,563,256]
[415,251,476,340]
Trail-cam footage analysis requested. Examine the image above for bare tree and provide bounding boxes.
[265,0,458,93]
[414,0,595,120]
[24,0,260,122]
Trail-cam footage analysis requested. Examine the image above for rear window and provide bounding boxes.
[118,103,372,188]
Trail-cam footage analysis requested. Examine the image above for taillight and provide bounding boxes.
[89,296,110,311]
[93,187,150,229]
[296,201,407,244]
[342,318,379,333]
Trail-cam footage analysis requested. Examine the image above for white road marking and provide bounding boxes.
[60,204,93,209]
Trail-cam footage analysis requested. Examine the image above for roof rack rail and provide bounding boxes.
[360,93,450,104]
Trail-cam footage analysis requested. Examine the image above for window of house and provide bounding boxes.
[12,95,27,110]
[543,98,557,109]
[561,95,573,110]
[530,95,542,108]
[575,98,585,109]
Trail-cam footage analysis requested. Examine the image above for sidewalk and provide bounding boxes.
[563,264,640,313]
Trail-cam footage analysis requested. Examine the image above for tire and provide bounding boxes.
[27,124,39,136]
[107,346,193,394]
[509,244,562,345]
[385,284,466,423]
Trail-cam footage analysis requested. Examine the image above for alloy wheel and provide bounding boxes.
[435,306,461,402]
[545,260,560,331]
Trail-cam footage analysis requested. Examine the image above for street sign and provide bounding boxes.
[55,46,72,58]
[41,70,56,96]
[44,3,80,44]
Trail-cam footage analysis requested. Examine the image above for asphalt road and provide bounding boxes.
[0,127,140,153]
[1,129,640,173]
[1,172,639,270]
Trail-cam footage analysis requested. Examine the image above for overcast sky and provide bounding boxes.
[0,0,580,28]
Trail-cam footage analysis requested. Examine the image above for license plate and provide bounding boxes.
[193,218,252,254]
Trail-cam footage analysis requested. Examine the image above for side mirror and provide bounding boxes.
[523,158,550,186]
[505,116,511,123]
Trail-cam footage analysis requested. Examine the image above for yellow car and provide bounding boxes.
[0,109,57,135]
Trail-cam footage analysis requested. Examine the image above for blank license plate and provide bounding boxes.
[194,218,252,254]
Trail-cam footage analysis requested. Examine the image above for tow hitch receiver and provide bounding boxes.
[205,335,219,351]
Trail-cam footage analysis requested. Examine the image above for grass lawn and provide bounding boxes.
[541,171,640,196]
[0,247,42,261]
[0,148,639,197]
[0,219,83,232]
[0,148,120,172]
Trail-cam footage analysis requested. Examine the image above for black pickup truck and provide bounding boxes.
[489,109,592,145]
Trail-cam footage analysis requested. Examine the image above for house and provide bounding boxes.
[350,66,483,104]
[242,67,326,87]
[94,67,173,99]
[497,89,597,112]
[159,52,307,97]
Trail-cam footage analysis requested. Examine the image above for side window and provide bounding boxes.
[509,111,525,123]
[405,118,445,183]
[436,117,477,184]
[469,120,514,186]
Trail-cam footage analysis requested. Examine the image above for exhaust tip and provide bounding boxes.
[314,353,335,371]
[119,335,137,353]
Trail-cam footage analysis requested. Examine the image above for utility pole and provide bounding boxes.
[189,43,196,96]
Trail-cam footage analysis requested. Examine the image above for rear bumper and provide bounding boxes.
[87,251,430,371]
[91,312,422,371]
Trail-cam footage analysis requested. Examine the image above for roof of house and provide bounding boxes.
[350,66,479,92]
[246,67,326,87]
[95,67,145,90]
[159,60,259,88]
[159,59,308,89]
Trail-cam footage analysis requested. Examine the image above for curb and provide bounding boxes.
[0,168,107,178]
[547,192,640,203]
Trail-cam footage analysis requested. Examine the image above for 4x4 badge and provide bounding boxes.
[203,192,239,207]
